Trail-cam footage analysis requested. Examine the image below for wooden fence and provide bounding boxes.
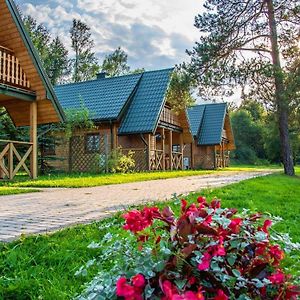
[0,140,33,180]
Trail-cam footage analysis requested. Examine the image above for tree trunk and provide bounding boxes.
[266,0,295,176]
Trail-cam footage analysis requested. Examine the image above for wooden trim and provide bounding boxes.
[30,101,37,179]
[169,130,173,171]
[162,128,165,171]
[179,133,184,170]
[147,134,151,171]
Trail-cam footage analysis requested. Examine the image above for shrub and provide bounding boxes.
[108,148,135,173]
[77,197,300,300]
[119,197,300,299]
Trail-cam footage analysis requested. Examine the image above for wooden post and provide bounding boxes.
[179,133,184,170]
[9,142,13,179]
[162,128,165,171]
[221,141,225,168]
[30,101,37,179]
[191,142,194,169]
[147,134,151,171]
[169,130,173,171]
[113,123,118,149]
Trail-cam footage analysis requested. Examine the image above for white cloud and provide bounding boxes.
[17,0,204,70]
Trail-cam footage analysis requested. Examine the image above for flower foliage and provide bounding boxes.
[117,196,300,300]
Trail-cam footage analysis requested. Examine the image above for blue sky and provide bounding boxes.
[16,0,203,71]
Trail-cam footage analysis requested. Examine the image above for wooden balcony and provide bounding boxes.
[160,107,180,127]
[0,45,31,90]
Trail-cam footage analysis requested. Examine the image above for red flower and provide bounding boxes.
[228,218,242,233]
[210,199,221,209]
[162,280,178,299]
[198,252,212,271]
[262,219,272,234]
[285,285,300,300]
[269,245,284,265]
[116,277,136,298]
[181,199,188,213]
[132,274,145,288]
[214,289,228,300]
[268,269,285,284]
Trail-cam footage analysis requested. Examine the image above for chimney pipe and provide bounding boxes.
[96,72,107,79]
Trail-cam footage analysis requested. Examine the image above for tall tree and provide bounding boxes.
[101,47,131,77]
[23,16,69,84]
[186,0,300,175]
[70,19,99,82]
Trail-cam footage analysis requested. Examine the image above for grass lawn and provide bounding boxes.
[0,166,279,189]
[0,187,38,196]
[0,169,299,299]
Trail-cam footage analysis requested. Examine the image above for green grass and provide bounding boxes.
[0,166,278,189]
[0,187,38,196]
[0,169,299,299]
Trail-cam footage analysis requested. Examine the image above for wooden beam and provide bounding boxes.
[30,101,37,179]
[162,128,165,171]
[147,134,152,171]
[169,130,173,171]
[191,142,194,169]
[179,133,184,170]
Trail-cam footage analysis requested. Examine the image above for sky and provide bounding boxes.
[16,0,204,71]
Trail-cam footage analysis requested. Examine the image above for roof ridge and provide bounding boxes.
[191,102,227,108]
[55,67,174,89]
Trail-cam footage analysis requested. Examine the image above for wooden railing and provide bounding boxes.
[0,140,33,180]
[160,107,180,127]
[172,151,183,170]
[149,149,164,170]
[0,46,31,89]
[215,153,230,168]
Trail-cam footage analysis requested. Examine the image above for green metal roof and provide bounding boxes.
[6,0,65,121]
[118,68,173,134]
[187,103,227,145]
[55,74,142,121]
[55,68,173,134]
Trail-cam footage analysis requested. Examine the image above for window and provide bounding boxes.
[85,133,101,153]
[172,144,181,153]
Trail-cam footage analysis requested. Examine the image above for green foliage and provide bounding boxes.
[61,101,94,139]
[101,47,131,77]
[107,148,135,173]
[23,16,69,85]
[70,19,99,82]
[166,69,195,113]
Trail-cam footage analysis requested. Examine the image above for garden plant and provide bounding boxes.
[78,196,300,300]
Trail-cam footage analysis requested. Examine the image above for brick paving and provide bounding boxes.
[0,171,273,242]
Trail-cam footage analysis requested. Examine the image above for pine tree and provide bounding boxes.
[70,19,99,82]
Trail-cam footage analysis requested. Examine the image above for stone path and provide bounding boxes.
[0,171,273,242]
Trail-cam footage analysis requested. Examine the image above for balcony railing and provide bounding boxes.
[0,46,31,90]
[160,107,180,127]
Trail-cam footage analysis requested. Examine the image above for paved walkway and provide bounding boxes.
[0,171,272,242]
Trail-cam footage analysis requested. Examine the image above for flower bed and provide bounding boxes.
[77,196,300,300]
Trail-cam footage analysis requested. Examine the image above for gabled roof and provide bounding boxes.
[2,0,65,124]
[187,103,227,145]
[119,68,173,134]
[55,68,174,134]
[55,74,142,121]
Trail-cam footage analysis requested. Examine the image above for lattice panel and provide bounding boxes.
[122,148,148,171]
[70,134,110,173]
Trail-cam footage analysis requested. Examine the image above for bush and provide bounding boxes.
[108,148,135,173]
[77,197,300,300]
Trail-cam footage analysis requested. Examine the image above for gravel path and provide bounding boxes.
[0,170,273,242]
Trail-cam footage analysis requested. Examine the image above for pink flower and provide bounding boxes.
[210,199,221,209]
[162,280,178,299]
[269,245,284,265]
[132,274,145,288]
[214,289,228,300]
[285,285,300,300]
[173,290,205,300]
[228,218,242,233]
[116,277,136,298]
[262,219,272,234]
[198,252,212,271]
[181,199,188,213]
[268,269,285,284]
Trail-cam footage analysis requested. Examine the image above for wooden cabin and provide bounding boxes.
[0,0,64,179]
[187,103,235,169]
[51,69,193,172]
